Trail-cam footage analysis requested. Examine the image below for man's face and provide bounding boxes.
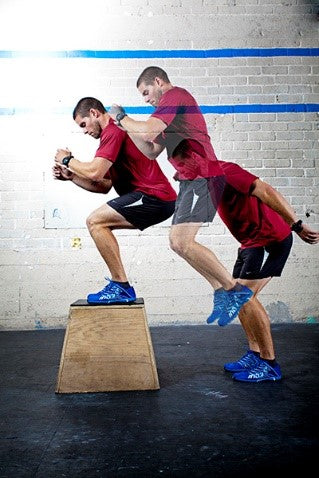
[74,110,102,139]
[138,80,163,107]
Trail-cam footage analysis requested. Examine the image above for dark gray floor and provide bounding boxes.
[0,323,318,478]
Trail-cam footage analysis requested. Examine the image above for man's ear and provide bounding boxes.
[154,76,164,87]
[90,108,99,118]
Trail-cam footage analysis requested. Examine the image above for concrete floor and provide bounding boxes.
[0,323,318,477]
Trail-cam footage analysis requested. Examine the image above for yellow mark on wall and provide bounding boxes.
[71,237,82,249]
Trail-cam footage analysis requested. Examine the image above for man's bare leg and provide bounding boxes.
[169,223,235,290]
[169,223,253,323]
[226,277,282,381]
[86,204,135,282]
[237,278,275,360]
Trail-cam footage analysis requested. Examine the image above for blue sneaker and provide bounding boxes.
[218,284,253,327]
[233,360,282,382]
[207,288,227,324]
[87,278,136,304]
[224,350,261,372]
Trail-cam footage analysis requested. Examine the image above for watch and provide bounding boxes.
[62,155,74,168]
[291,220,303,233]
[116,111,127,126]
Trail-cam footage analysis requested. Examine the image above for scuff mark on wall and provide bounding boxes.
[266,301,292,323]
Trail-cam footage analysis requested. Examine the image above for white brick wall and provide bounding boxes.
[0,0,318,329]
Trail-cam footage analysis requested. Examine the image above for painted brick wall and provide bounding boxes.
[0,0,318,329]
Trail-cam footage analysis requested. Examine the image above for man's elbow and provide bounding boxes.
[140,131,157,143]
[253,180,276,201]
[143,121,161,142]
[262,182,276,199]
[90,170,106,182]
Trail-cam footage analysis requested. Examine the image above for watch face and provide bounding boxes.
[116,112,126,122]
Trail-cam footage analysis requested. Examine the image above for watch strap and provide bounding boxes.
[291,220,303,233]
[116,111,127,126]
[62,155,74,168]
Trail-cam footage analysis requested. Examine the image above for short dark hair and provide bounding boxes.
[72,97,106,120]
[136,66,170,88]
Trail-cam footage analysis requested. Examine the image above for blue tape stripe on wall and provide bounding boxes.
[124,104,319,114]
[1,49,317,115]
[0,48,318,58]
[1,104,318,116]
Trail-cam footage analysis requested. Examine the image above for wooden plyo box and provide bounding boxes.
[56,299,160,393]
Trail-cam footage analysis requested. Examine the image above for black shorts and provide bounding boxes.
[232,233,293,280]
[172,176,225,224]
[107,191,175,231]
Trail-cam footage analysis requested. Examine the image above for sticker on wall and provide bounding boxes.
[71,237,82,249]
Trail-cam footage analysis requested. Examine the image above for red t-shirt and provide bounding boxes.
[217,161,291,248]
[95,120,177,202]
[151,86,224,180]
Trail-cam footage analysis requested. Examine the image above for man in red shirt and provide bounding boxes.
[109,67,319,382]
[54,97,176,304]
[211,160,318,382]
[109,66,253,326]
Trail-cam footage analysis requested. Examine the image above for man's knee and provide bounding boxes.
[86,211,102,232]
[241,296,255,311]
[169,232,192,257]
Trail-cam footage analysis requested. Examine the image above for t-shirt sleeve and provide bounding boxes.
[95,125,125,163]
[222,162,259,194]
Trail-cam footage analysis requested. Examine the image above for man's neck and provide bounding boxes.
[100,113,111,129]
[161,83,174,94]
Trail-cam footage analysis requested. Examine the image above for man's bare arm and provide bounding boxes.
[108,105,166,139]
[119,115,167,142]
[127,132,165,159]
[71,175,112,194]
[55,149,112,181]
[108,105,167,159]
[251,178,319,244]
[53,164,112,194]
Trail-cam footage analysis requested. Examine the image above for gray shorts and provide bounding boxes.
[172,176,225,224]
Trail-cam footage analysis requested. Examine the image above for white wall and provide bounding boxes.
[0,0,318,330]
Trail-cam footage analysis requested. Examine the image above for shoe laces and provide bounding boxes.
[237,351,258,367]
[100,277,114,292]
[102,277,133,297]
[213,289,227,311]
[228,293,244,308]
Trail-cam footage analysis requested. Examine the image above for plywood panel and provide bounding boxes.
[56,299,160,393]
